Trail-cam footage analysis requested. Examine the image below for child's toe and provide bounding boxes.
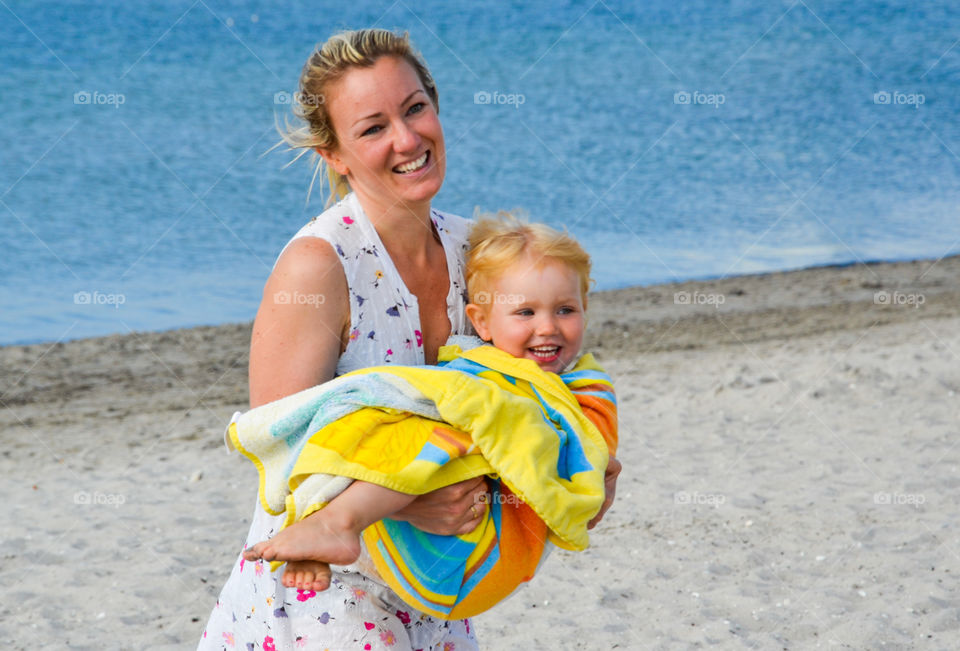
[258,545,277,561]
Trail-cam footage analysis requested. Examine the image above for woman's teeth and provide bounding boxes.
[395,152,428,173]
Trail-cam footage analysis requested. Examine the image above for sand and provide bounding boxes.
[2,255,958,650]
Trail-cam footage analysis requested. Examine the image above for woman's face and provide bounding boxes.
[320,56,445,212]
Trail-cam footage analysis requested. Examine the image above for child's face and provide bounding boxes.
[466,256,585,374]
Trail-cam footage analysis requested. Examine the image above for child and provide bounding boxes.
[239,212,617,613]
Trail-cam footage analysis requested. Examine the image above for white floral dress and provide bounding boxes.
[199,193,477,651]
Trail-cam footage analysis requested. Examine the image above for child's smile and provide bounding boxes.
[467,255,585,374]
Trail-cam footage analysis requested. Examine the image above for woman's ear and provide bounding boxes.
[465,303,492,342]
[316,146,349,177]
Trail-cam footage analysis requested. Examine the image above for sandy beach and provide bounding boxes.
[2,255,959,650]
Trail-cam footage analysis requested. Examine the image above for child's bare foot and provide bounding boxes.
[242,509,362,568]
[281,559,333,591]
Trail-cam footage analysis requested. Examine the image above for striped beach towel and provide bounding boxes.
[228,342,617,618]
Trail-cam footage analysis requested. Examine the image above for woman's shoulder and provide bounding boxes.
[273,196,361,270]
[276,235,340,270]
[289,196,357,243]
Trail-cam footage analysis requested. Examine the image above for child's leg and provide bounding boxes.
[243,481,416,591]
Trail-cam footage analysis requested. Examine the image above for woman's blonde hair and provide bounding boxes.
[277,29,439,206]
[466,211,593,307]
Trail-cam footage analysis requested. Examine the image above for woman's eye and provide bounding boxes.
[407,102,425,115]
[361,124,382,137]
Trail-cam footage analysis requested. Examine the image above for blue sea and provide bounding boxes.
[1,0,958,345]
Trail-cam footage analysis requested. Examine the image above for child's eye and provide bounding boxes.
[558,306,577,315]
[516,308,534,317]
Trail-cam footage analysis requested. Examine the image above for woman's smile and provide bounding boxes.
[393,150,429,174]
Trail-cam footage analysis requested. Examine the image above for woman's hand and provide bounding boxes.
[392,477,489,535]
[588,455,622,530]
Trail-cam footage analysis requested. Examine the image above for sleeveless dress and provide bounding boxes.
[199,193,478,651]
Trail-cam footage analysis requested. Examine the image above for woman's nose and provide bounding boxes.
[392,121,420,152]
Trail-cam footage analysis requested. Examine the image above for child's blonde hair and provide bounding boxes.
[466,211,593,306]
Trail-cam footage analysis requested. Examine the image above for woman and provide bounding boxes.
[200,29,619,650]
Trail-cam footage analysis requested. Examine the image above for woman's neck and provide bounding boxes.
[353,191,438,263]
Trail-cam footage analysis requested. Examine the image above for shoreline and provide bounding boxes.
[3,254,959,648]
[5,252,958,351]
[2,255,956,412]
